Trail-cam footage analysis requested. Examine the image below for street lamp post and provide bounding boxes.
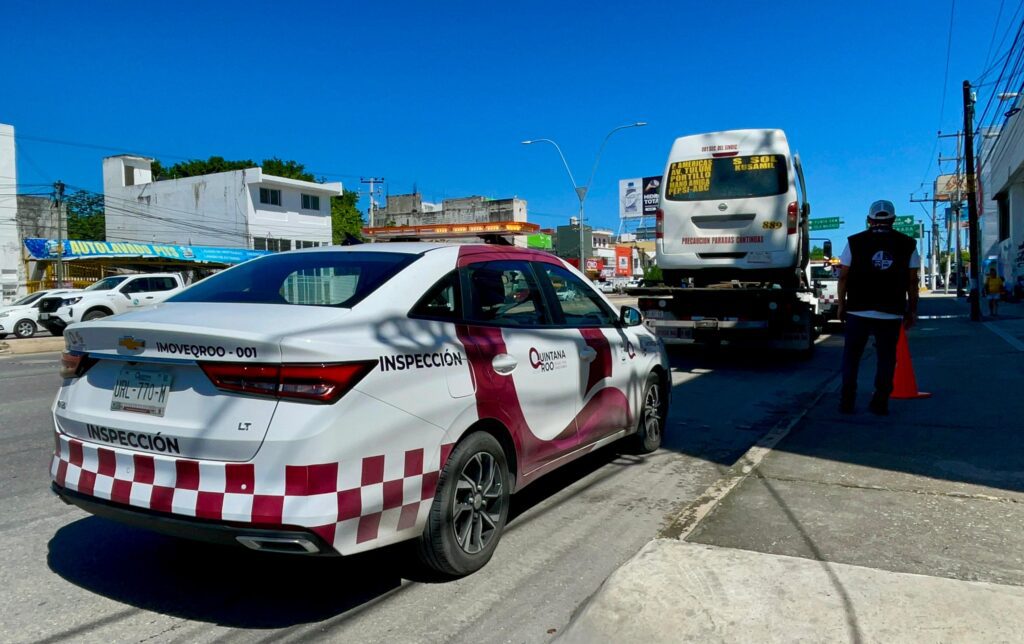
[523,122,646,273]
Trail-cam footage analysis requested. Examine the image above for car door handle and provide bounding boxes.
[492,354,517,375]
[144,296,154,299]
[580,347,597,362]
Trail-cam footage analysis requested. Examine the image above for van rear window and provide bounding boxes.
[665,155,788,202]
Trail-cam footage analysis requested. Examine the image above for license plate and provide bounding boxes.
[747,251,771,264]
[695,319,719,330]
[111,368,173,417]
[40,313,49,320]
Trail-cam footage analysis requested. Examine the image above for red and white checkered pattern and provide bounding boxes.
[51,433,454,554]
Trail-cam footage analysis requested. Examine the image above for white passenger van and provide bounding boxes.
[656,129,809,288]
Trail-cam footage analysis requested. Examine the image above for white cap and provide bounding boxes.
[867,199,896,221]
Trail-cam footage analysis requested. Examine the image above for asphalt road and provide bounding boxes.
[1,330,845,643]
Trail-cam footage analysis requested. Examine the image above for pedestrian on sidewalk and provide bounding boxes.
[836,200,920,415]
[984,267,1005,317]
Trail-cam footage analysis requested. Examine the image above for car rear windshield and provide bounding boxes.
[665,154,788,202]
[170,251,418,308]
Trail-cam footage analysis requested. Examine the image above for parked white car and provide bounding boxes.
[37,274,185,336]
[0,289,79,339]
[50,244,669,575]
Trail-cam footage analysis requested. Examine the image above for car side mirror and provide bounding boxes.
[619,306,642,327]
[122,291,132,299]
[823,240,833,259]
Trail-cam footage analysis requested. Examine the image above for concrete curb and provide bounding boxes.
[557,541,1024,643]
[0,337,65,355]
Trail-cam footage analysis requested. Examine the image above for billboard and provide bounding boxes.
[619,176,662,219]
[615,245,632,277]
[934,174,963,202]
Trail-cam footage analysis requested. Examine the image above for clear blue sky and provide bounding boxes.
[1,0,1012,246]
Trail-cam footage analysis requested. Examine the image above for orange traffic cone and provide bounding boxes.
[891,326,931,399]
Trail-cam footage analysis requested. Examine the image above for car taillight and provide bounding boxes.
[199,361,376,404]
[787,201,799,235]
[60,351,97,379]
[656,208,664,239]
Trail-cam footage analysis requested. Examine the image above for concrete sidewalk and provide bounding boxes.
[561,294,1024,642]
[559,541,1024,643]
[0,335,65,355]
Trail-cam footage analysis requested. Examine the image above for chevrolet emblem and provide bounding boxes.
[118,336,145,351]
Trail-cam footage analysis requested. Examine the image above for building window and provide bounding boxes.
[997,194,1010,242]
[259,188,282,206]
[301,194,321,210]
[295,240,320,249]
[253,237,291,252]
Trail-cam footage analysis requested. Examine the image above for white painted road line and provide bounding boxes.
[660,372,841,540]
[983,322,1024,351]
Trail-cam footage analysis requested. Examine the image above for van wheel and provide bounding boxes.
[632,372,666,453]
[82,309,109,321]
[416,432,510,576]
[14,319,37,338]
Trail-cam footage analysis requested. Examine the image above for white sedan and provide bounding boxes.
[50,243,668,575]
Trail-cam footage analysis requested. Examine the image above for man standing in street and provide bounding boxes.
[837,200,920,415]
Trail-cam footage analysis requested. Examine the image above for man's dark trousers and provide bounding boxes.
[841,314,903,397]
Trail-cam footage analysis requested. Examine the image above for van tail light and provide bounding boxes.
[199,361,376,404]
[656,208,665,239]
[60,351,98,379]
[787,201,799,235]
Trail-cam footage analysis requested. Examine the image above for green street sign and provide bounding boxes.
[894,224,921,238]
[894,215,914,226]
[809,217,842,231]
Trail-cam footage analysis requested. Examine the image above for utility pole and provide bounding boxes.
[360,177,385,228]
[52,180,65,288]
[962,80,982,321]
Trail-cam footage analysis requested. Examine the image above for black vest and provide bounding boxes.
[845,228,916,315]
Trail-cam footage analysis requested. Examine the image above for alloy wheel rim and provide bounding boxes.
[16,321,33,336]
[643,383,662,443]
[451,451,503,555]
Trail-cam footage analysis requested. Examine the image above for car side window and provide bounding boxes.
[148,277,178,291]
[120,278,148,294]
[537,263,617,327]
[409,271,462,321]
[464,261,549,327]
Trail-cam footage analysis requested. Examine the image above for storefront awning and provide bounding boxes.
[23,238,270,266]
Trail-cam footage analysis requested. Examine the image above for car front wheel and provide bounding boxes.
[417,432,510,576]
[633,372,666,453]
[13,319,37,339]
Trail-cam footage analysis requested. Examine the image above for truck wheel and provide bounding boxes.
[82,309,109,321]
[632,372,667,453]
[416,432,510,577]
[13,319,37,339]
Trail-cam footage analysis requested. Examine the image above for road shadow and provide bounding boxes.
[45,442,653,631]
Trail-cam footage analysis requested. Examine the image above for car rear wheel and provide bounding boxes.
[13,319,37,338]
[417,432,510,576]
[633,372,666,454]
[82,309,109,321]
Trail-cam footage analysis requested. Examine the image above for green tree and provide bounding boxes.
[643,264,663,284]
[260,158,315,182]
[152,156,256,180]
[331,190,365,243]
[810,245,825,260]
[64,190,106,241]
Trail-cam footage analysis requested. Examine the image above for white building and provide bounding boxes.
[0,124,18,302]
[103,155,343,251]
[978,97,1024,291]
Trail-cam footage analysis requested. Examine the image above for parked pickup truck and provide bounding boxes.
[37,273,185,336]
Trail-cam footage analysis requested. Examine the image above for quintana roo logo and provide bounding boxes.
[871,250,894,270]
